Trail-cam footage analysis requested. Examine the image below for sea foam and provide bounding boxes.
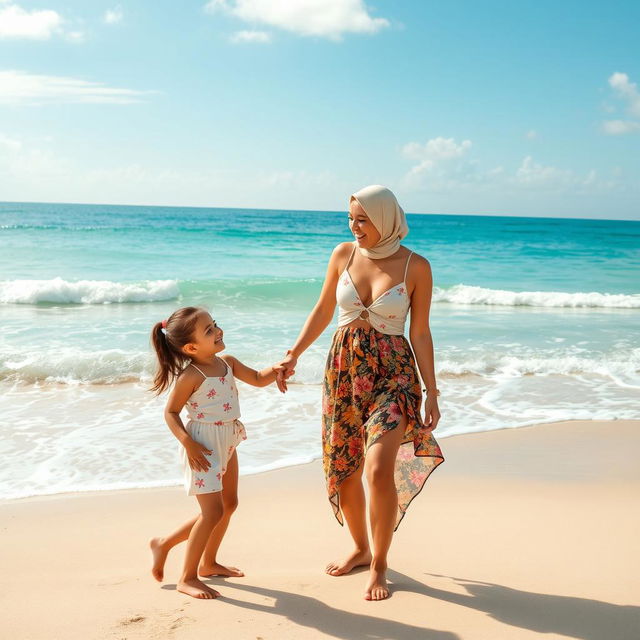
[0,278,179,304]
[433,284,640,308]
[2,277,638,309]
[2,345,638,387]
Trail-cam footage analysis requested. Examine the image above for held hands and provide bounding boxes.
[184,438,213,472]
[275,353,297,393]
[424,394,441,431]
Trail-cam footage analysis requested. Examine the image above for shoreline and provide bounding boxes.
[3,417,638,504]
[2,419,639,639]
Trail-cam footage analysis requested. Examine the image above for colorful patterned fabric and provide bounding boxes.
[322,326,444,530]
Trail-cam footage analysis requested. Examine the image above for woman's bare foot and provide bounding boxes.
[149,537,169,582]
[199,562,244,577]
[177,578,220,599]
[325,548,372,576]
[365,563,390,601]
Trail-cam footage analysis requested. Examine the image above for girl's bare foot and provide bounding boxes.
[365,563,390,601]
[325,548,372,576]
[199,562,244,577]
[149,537,169,582]
[177,578,220,599]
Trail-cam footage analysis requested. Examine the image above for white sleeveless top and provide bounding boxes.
[185,360,241,424]
[336,244,412,336]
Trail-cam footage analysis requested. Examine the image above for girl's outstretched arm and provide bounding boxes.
[221,354,287,389]
[164,368,213,471]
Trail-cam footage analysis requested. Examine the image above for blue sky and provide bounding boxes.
[0,0,639,219]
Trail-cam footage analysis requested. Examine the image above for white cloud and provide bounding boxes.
[0,133,345,209]
[525,129,537,140]
[602,119,640,135]
[104,6,123,25]
[0,70,153,105]
[0,132,22,151]
[402,137,473,185]
[602,72,640,135]
[507,157,615,192]
[229,29,271,43]
[206,0,390,40]
[608,72,640,118]
[403,137,472,164]
[514,156,575,188]
[65,30,85,43]
[0,132,69,186]
[401,137,614,196]
[0,131,631,217]
[0,3,62,39]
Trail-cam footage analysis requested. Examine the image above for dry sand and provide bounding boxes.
[1,420,639,639]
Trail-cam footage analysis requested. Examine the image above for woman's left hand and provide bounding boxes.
[273,363,294,393]
[424,394,440,431]
[275,353,298,393]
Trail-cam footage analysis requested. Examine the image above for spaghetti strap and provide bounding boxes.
[403,251,414,280]
[190,363,207,378]
[344,242,357,272]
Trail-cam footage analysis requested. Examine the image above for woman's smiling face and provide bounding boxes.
[348,199,380,250]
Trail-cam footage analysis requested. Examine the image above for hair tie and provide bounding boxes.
[161,319,167,335]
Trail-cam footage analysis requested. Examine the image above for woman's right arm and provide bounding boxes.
[164,370,212,471]
[279,242,351,377]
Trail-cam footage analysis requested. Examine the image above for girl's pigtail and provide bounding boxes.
[150,321,179,395]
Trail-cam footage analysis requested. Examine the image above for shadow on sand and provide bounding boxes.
[391,571,639,640]
[163,570,638,640]
[200,577,457,640]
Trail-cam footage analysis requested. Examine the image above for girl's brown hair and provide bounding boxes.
[150,306,206,394]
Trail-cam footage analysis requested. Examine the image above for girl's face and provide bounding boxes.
[188,312,224,358]
[348,199,381,249]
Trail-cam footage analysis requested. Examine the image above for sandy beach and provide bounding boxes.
[1,419,639,640]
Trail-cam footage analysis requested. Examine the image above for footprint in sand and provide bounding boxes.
[119,615,145,626]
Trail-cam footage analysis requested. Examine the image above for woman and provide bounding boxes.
[278,185,444,601]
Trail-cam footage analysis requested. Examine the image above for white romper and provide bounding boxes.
[180,360,247,495]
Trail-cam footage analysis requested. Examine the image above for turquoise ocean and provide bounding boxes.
[1,202,639,500]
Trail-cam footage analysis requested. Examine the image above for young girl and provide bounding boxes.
[148,306,289,599]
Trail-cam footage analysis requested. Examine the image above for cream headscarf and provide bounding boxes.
[350,185,408,259]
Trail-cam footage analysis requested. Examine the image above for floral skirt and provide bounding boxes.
[322,326,444,530]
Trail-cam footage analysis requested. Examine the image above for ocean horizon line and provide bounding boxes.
[1,199,639,224]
